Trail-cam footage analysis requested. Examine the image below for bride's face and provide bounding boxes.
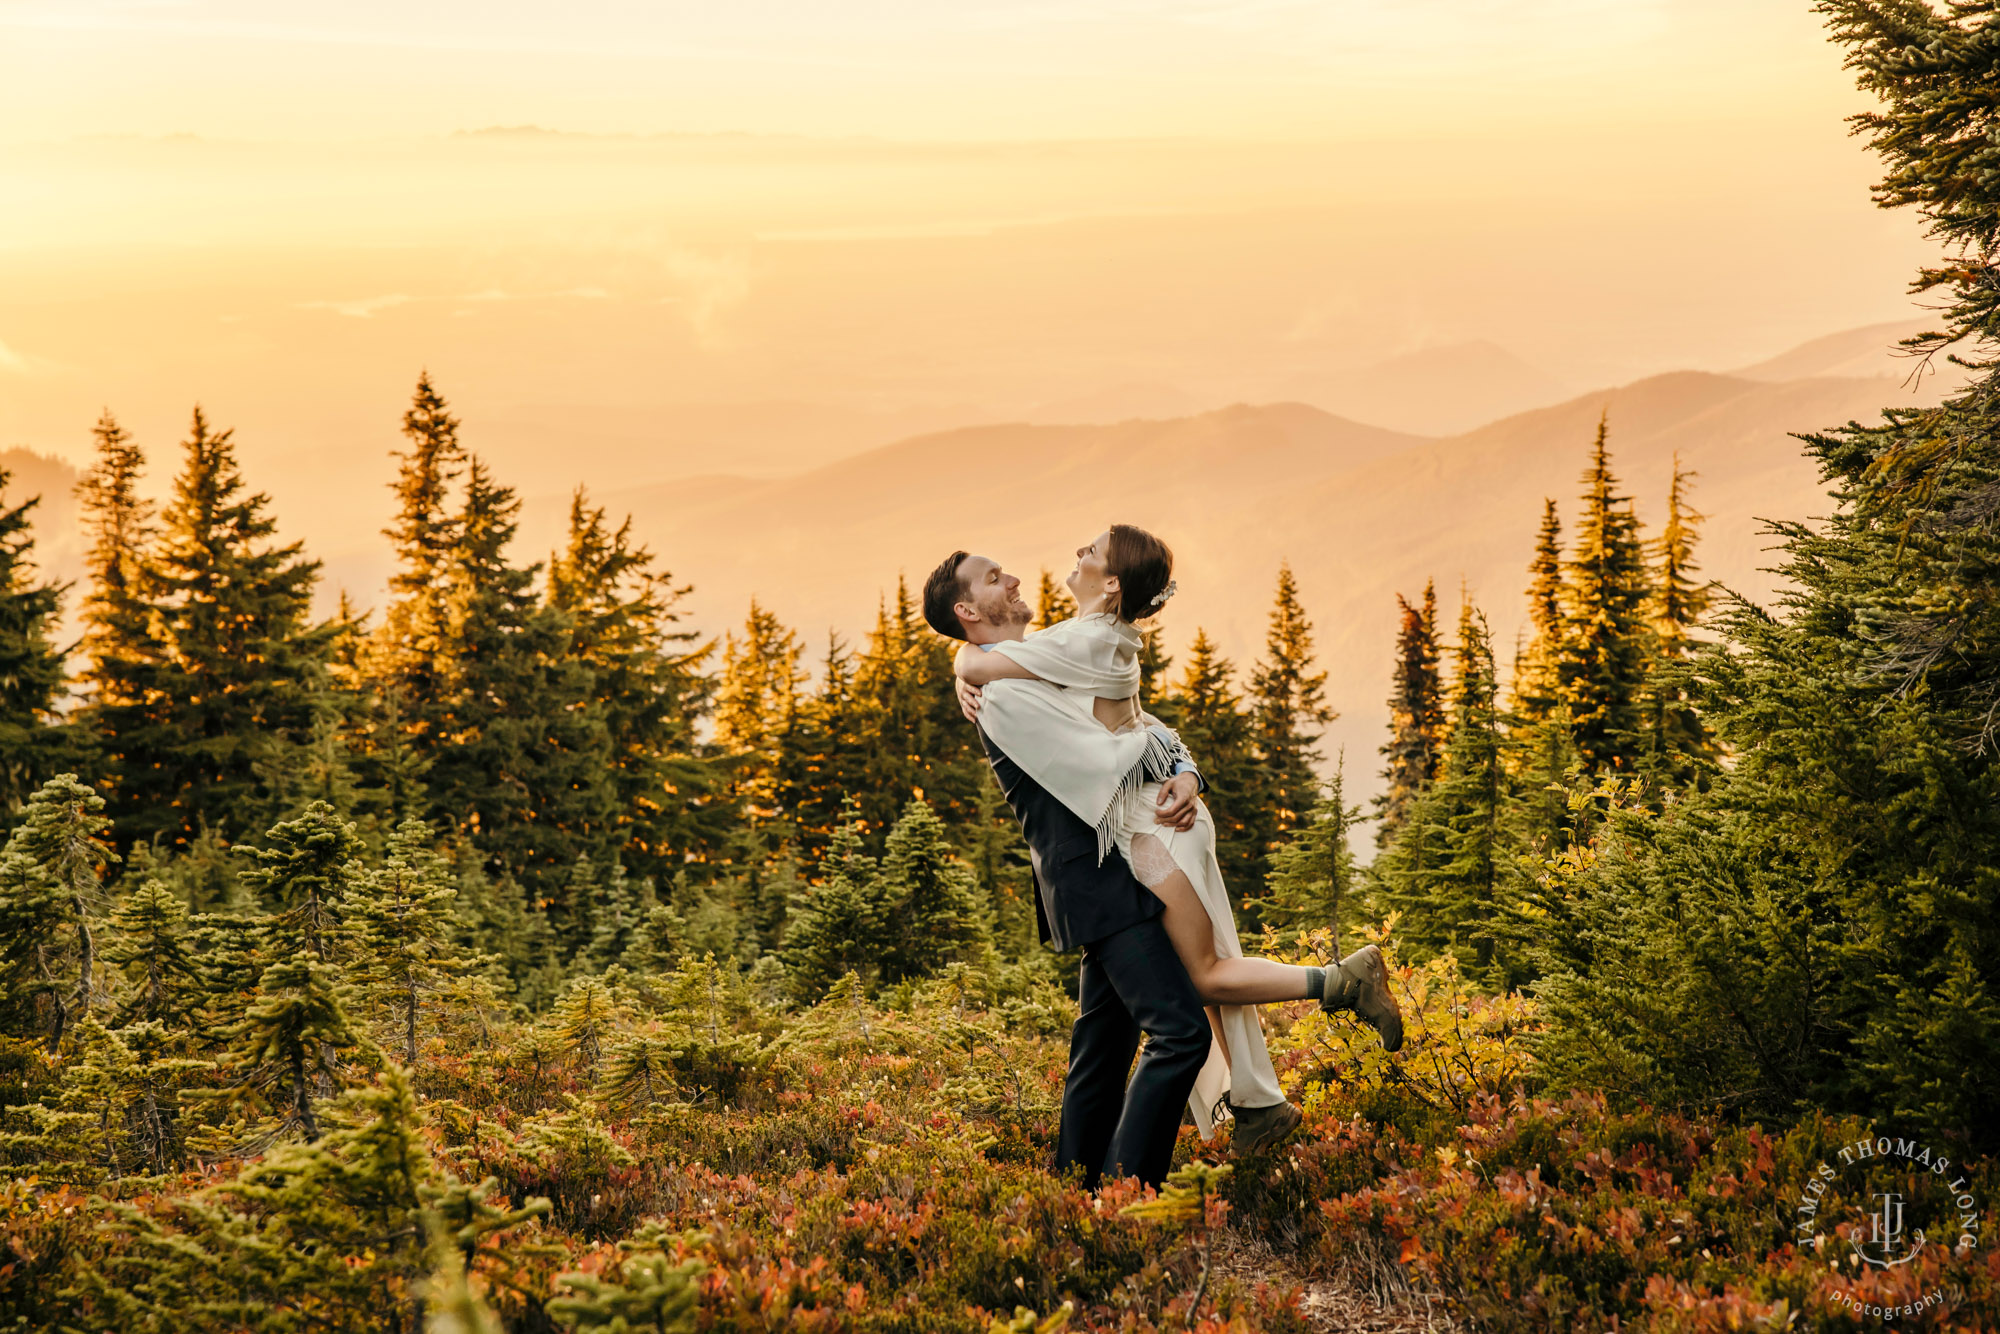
[1066,529,1118,614]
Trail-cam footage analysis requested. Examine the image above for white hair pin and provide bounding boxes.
[1149,580,1177,609]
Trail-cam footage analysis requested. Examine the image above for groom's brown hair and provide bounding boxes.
[922,550,972,640]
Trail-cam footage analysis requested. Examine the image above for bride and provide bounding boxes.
[953,523,1403,1148]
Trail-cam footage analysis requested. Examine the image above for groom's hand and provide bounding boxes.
[1155,773,1200,831]
[955,677,983,724]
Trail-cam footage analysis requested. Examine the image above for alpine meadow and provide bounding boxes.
[4,4,2000,1332]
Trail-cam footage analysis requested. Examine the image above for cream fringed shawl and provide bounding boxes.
[979,614,1180,863]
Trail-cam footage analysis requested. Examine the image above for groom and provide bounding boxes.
[922,549,1285,1187]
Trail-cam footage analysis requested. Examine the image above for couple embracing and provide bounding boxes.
[921,525,1402,1190]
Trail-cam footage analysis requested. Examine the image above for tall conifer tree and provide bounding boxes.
[1033,569,1076,628]
[1249,565,1333,838]
[0,468,69,809]
[353,375,467,820]
[430,458,613,907]
[775,634,881,861]
[0,776,117,1050]
[713,599,806,814]
[1637,457,1716,788]
[1375,601,1521,985]
[376,374,465,722]
[74,411,154,707]
[1250,755,1361,945]
[1556,417,1651,775]
[548,487,722,878]
[110,409,334,847]
[1514,498,1567,722]
[1376,581,1444,845]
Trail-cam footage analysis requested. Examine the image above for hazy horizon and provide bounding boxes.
[0,0,1956,726]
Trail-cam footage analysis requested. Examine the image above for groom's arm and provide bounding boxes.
[954,676,1201,830]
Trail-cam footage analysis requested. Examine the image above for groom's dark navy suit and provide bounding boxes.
[978,727,1209,1188]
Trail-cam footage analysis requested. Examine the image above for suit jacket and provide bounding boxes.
[978,725,1194,951]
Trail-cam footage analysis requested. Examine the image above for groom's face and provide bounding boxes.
[957,556,1031,635]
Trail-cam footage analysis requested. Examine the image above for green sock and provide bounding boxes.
[1304,966,1326,1000]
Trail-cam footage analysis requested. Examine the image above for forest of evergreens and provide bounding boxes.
[4,5,2000,1331]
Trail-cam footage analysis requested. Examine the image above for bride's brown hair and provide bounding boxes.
[1106,524,1173,622]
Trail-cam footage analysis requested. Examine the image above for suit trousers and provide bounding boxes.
[1054,914,1211,1189]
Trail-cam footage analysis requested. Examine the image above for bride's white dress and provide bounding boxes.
[978,613,1286,1138]
[1104,741,1286,1137]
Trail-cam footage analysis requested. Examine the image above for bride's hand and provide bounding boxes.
[955,676,983,724]
[1154,773,1200,831]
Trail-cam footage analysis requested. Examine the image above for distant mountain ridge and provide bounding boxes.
[524,348,1951,817]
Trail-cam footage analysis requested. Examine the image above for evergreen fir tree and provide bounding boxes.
[2,1015,209,1183]
[1535,8,2000,1146]
[73,410,155,705]
[598,1031,681,1112]
[551,977,617,1075]
[103,878,200,1028]
[548,1251,704,1333]
[0,775,117,1049]
[748,851,800,956]
[1,1013,130,1185]
[713,599,805,813]
[1556,416,1651,776]
[221,954,363,1142]
[350,819,471,1066]
[774,634,876,860]
[0,468,70,810]
[1514,498,1567,722]
[431,457,614,905]
[1249,755,1360,946]
[110,409,336,847]
[548,487,721,882]
[1248,564,1334,844]
[237,800,366,964]
[583,860,645,974]
[185,906,269,1043]
[1137,623,1175,719]
[1377,601,1521,985]
[875,797,989,984]
[1033,569,1076,628]
[365,373,467,764]
[849,578,988,839]
[1637,457,1716,789]
[782,800,887,1002]
[1375,581,1444,845]
[112,1018,209,1177]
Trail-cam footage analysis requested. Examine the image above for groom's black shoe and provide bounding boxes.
[1226,1098,1303,1158]
[1321,944,1404,1052]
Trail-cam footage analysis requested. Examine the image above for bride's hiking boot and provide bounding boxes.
[1226,1098,1302,1159]
[1321,944,1404,1052]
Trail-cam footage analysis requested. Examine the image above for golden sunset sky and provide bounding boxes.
[0,1,1941,608]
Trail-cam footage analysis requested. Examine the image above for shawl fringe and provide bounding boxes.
[1092,725,1178,865]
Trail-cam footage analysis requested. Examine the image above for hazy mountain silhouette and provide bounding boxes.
[1281,340,1577,436]
[1023,382,1212,426]
[1729,318,1959,386]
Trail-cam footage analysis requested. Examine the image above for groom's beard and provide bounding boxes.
[979,597,1032,631]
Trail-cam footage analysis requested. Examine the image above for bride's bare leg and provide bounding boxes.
[1206,1006,1234,1073]
[1148,868,1317,1006]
